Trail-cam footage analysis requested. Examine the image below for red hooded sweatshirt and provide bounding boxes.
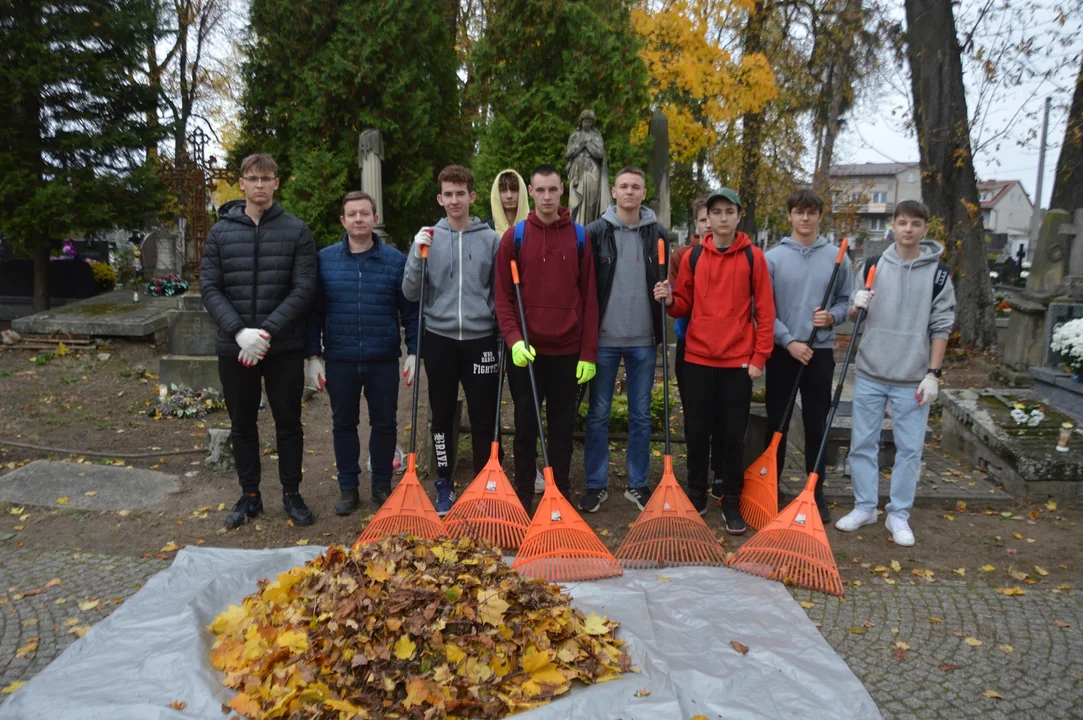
[667,231,775,369]
[495,208,599,362]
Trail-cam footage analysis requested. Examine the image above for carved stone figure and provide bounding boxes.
[358,128,385,222]
[566,110,608,225]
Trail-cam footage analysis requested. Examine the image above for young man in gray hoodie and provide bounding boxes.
[580,166,668,513]
[835,200,955,547]
[764,188,851,522]
[404,165,502,515]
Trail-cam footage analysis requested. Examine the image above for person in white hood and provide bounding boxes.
[485,169,530,236]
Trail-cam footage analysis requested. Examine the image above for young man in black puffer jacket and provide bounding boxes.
[200,153,318,530]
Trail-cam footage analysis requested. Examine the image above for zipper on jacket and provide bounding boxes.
[458,231,464,340]
[251,224,261,326]
[358,262,364,355]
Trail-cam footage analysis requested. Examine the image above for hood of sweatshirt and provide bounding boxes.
[218,200,283,226]
[601,204,658,230]
[765,235,852,350]
[778,234,830,255]
[400,216,501,341]
[489,169,530,237]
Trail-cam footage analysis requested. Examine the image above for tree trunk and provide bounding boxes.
[904,0,997,350]
[32,241,49,313]
[1050,53,1083,213]
[147,42,160,162]
[813,0,862,194]
[738,0,767,237]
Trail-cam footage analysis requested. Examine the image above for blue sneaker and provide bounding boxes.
[434,477,456,516]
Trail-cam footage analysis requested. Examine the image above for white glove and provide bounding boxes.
[237,347,261,367]
[853,289,873,310]
[916,376,939,406]
[305,357,326,391]
[412,228,433,258]
[235,328,270,357]
[402,354,417,386]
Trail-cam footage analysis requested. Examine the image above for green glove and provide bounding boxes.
[576,361,596,385]
[511,340,536,367]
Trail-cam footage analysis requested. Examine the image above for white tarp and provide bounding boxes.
[0,547,880,719]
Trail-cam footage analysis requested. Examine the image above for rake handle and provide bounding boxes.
[492,340,506,444]
[808,264,874,492]
[657,238,671,457]
[409,245,429,455]
[777,238,849,433]
[510,259,550,470]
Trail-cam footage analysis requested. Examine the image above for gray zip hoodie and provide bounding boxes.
[599,204,656,348]
[402,217,501,341]
[765,235,852,350]
[854,240,956,386]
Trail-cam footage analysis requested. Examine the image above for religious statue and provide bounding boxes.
[357,128,385,223]
[566,109,608,226]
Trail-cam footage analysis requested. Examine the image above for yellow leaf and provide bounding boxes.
[522,646,568,687]
[78,599,100,611]
[295,539,309,546]
[209,604,249,636]
[44,578,61,588]
[477,588,510,627]
[953,568,966,577]
[981,564,995,572]
[403,677,428,709]
[929,617,943,623]
[160,541,178,553]
[800,601,815,609]
[582,612,610,636]
[657,575,672,583]
[1012,532,1024,540]
[56,497,70,505]
[394,634,416,660]
[275,629,308,654]
[890,560,901,572]
[1,681,26,694]
[69,625,90,638]
[651,449,661,456]
[996,586,1027,596]
[999,644,1013,654]
[964,637,983,646]
[445,643,466,664]
[1046,500,1057,511]
[169,700,187,711]
[229,693,261,716]
[55,342,69,357]
[365,559,393,583]
[635,688,652,697]
[983,689,1003,699]
[1034,565,1048,577]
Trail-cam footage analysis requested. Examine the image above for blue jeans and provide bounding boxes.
[584,346,657,490]
[849,376,930,520]
[325,360,399,492]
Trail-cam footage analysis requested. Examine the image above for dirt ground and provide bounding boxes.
[0,340,1079,592]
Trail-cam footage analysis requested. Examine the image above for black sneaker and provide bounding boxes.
[624,486,651,511]
[335,489,360,516]
[721,503,747,535]
[577,488,608,513]
[371,484,391,506]
[815,496,832,524]
[224,492,262,530]
[283,492,314,526]
[710,478,725,500]
[688,490,708,516]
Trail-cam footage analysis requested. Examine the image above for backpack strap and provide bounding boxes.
[513,219,584,260]
[513,220,527,262]
[862,253,881,287]
[864,253,950,301]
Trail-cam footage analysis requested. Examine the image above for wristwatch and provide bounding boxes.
[927,367,942,379]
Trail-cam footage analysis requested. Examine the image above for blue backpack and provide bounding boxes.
[513,220,585,260]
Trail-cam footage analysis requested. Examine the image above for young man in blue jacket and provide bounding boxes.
[304,191,418,515]
[764,188,851,522]
[404,165,502,515]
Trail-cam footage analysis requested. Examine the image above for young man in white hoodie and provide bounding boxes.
[404,165,502,515]
[835,200,955,546]
[764,188,851,522]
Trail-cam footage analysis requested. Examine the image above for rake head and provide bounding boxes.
[727,473,844,596]
[741,433,781,531]
[443,442,530,551]
[353,454,446,548]
[615,456,727,568]
[512,468,622,583]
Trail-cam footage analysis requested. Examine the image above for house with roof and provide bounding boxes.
[827,162,922,254]
[977,179,1032,260]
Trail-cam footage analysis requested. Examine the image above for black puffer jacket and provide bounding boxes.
[200,200,318,357]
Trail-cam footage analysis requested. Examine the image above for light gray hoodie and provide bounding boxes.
[402,217,501,341]
[854,240,956,386]
[598,204,656,348]
[765,235,852,350]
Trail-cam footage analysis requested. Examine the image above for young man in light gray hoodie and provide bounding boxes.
[764,188,851,523]
[404,164,502,515]
[580,166,668,513]
[835,199,955,547]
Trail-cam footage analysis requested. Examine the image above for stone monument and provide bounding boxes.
[566,109,608,226]
[646,109,671,229]
[358,128,385,232]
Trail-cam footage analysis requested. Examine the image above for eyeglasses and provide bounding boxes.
[791,210,820,218]
[242,175,276,184]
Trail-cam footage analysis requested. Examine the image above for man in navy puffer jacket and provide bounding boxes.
[304,191,418,515]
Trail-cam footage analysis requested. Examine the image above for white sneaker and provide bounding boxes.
[534,468,545,494]
[834,508,878,532]
[885,514,915,547]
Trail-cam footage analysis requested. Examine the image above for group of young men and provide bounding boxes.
[200,151,954,548]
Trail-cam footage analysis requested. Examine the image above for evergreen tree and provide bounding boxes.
[0,0,165,311]
[234,0,467,246]
[468,0,649,206]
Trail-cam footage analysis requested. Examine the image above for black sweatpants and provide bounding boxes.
[682,363,752,507]
[506,352,579,514]
[218,351,304,495]
[422,331,500,484]
[675,336,723,476]
[765,347,834,480]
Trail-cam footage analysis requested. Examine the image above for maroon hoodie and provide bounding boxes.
[495,208,599,362]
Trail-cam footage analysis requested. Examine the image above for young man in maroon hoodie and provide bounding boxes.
[655,188,775,534]
[495,164,599,513]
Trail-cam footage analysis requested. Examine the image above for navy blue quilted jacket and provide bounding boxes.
[304,234,418,362]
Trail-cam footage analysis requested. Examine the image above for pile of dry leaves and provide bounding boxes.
[209,535,633,718]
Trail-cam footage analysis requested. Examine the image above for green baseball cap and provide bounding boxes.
[706,187,742,211]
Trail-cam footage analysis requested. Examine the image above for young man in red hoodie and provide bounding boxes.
[655,188,775,534]
[495,164,599,513]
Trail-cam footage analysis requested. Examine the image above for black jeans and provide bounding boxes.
[506,352,579,513]
[765,346,834,479]
[675,335,723,476]
[218,351,304,495]
[325,359,399,492]
[682,363,752,506]
[422,332,500,484]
